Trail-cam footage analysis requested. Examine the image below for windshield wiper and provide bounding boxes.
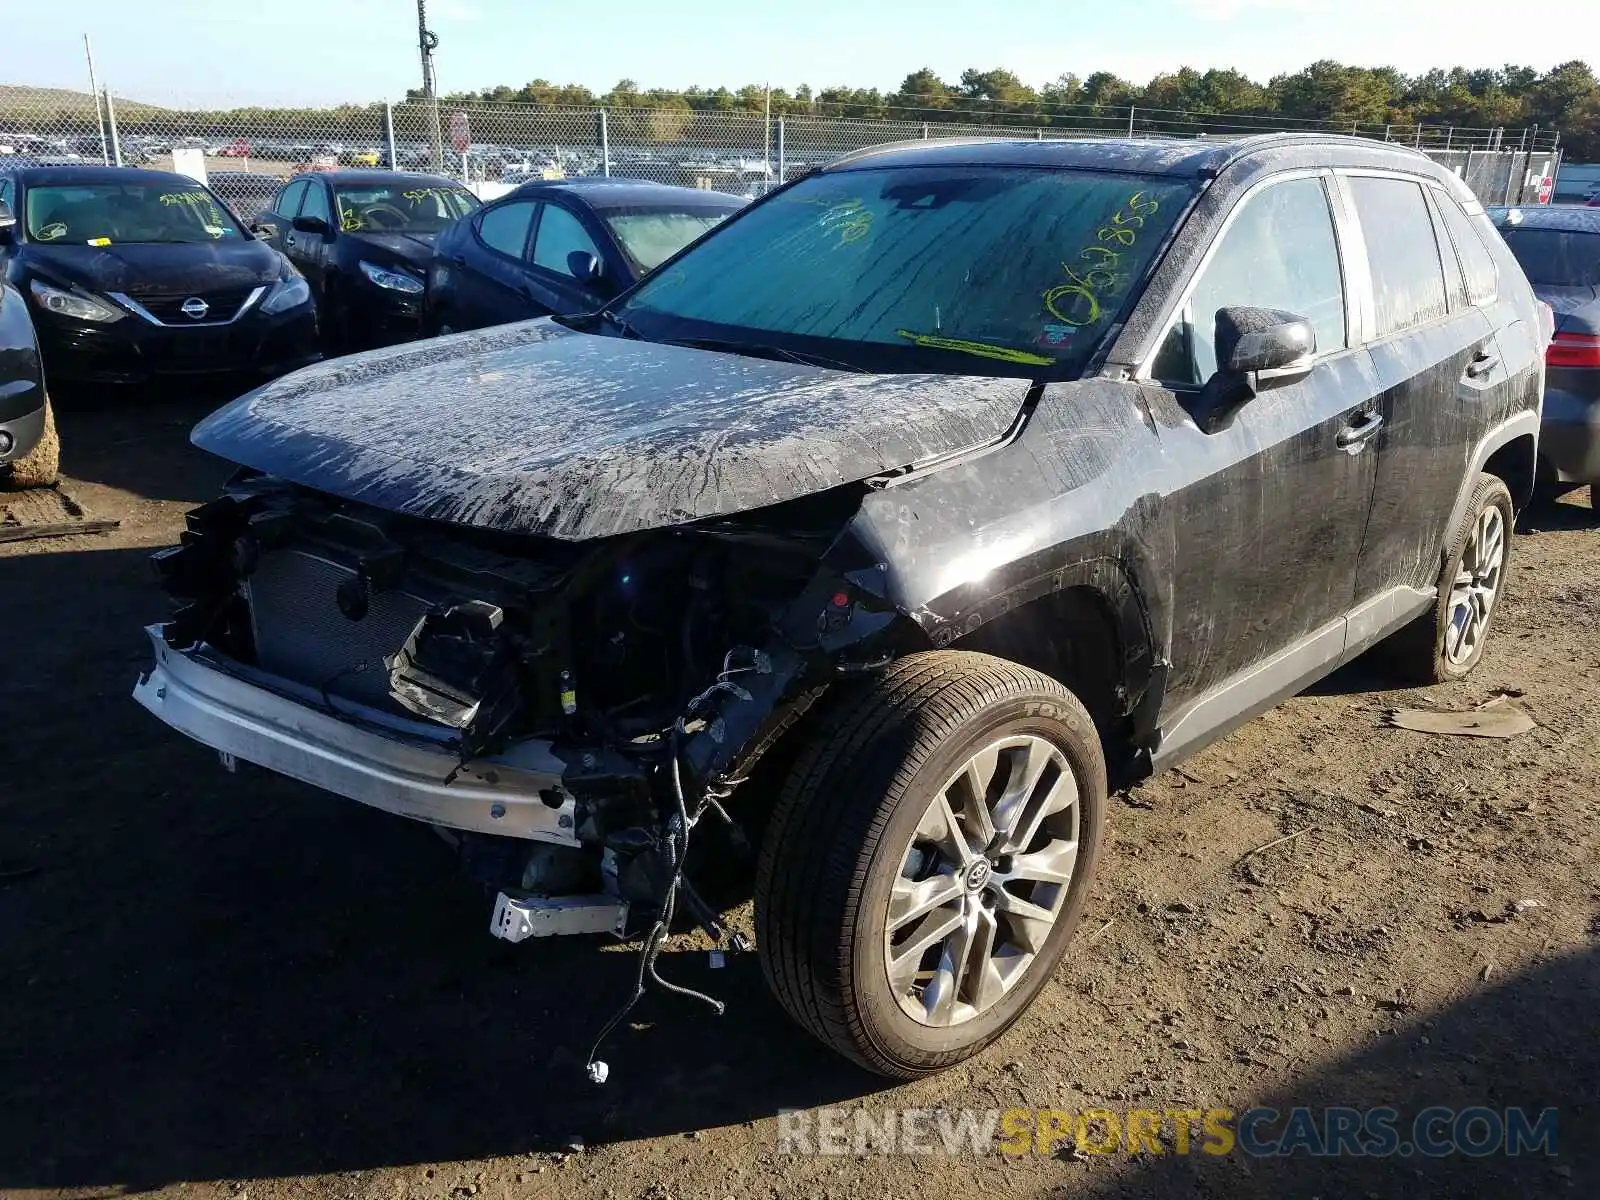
[598,307,643,339]
[894,329,1054,367]
[667,337,864,373]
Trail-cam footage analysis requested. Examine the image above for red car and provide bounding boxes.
[217,139,253,158]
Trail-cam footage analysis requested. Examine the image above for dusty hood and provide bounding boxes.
[191,319,1027,540]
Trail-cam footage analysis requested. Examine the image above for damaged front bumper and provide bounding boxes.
[131,625,582,845]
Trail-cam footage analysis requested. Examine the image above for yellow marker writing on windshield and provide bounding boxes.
[895,330,1053,366]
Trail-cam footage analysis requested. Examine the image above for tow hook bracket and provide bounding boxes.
[491,892,629,941]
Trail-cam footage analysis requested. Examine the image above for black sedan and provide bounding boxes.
[1488,205,1600,512]
[252,170,478,352]
[424,179,742,334]
[0,164,319,388]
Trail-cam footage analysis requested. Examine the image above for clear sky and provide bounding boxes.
[12,0,1599,107]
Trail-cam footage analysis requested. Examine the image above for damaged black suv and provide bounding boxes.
[136,135,1546,1079]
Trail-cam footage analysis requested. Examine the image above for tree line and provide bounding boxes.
[414,60,1600,157]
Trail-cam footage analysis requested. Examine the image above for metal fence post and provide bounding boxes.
[1127,105,1136,136]
[385,101,397,170]
[777,116,785,184]
[1445,126,1453,150]
[103,88,122,167]
[599,109,610,177]
[1414,124,1423,148]
[921,123,929,140]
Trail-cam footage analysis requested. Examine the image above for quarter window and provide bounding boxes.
[477,199,536,259]
[1435,196,1499,306]
[1153,176,1347,386]
[531,204,602,277]
[1348,176,1448,337]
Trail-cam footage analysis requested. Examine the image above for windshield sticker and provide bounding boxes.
[1041,190,1161,329]
[895,329,1054,366]
[401,188,459,204]
[203,224,226,238]
[340,207,365,232]
[87,236,112,246]
[1036,323,1078,348]
[159,191,213,208]
[36,223,67,241]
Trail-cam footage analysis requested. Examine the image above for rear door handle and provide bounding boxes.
[1466,350,1499,379]
[1336,410,1385,452]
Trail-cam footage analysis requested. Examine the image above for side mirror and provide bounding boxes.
[1192,306,1316,435]
[0,201,14,245]
[567,249,604,284]
[292,215,332,236]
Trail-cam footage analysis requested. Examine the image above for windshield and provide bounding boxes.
[603,206,738,273]
[1501,228,1600,288]
[334,184,478,233]
[617,165,1193,376]
[24,182,242,245]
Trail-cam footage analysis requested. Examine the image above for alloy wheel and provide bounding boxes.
[1445,504,1506,666]
[883,734,1082,1027]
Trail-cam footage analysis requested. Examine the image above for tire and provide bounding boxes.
[0,395,60,491]
[754,650,1106,1078]
[1385,472,1514,684]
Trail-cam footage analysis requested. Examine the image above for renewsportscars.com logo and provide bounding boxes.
[776,1105,1558,1159]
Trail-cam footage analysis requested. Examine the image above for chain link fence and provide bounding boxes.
[0,84,1564,206]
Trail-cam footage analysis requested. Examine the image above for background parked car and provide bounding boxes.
[253,169,478,352]
[0,270,57,489]
[1490,205,1600,512]
[426,179,742,333]
[0,164,319,388]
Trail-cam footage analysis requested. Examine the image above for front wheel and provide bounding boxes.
[0,395,60,491]
[754,651,1106,1078]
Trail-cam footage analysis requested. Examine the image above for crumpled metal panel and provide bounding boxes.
[191,319,1028,540]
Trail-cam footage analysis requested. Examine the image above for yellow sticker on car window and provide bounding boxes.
[88,237,112,246]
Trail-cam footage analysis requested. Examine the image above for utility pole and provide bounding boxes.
[417,0,443,172]
[763,82,772,180]
[83,34,109,165]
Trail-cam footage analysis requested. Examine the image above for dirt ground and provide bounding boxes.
[2,396,1597,1200]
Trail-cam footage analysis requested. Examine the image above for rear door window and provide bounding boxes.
[476,199,536,259]
[1435,195,1499,305]
[1153,175,1347,386]
[1498,228,1600,288]
[1347,176,1448,337]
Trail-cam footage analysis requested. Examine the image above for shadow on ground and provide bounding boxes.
[0,545,884,1191]
[1074,946,1598,1199]
[52,383,242,504]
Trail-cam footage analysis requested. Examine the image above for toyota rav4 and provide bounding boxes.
[135,135,1547,1079]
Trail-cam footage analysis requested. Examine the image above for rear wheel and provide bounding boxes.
[0,395,60,491]
[1384,473,1513,683]
[754,651,1106,1078]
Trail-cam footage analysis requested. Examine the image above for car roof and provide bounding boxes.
[311,170,464,188]
[823,133,1438,179]
[1488,205,1600,233]
[2,164,215,188]
[511,178,745,208]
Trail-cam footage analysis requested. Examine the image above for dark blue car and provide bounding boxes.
[425,178,743,334]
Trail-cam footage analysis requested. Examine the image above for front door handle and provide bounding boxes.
[284,235,297,249]
[1466,349,1499,379]
[1336,410,1385,452]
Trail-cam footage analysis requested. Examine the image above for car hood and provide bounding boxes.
[350,231,438,269]
[20,239,282,296]
[191,319,1028,541]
